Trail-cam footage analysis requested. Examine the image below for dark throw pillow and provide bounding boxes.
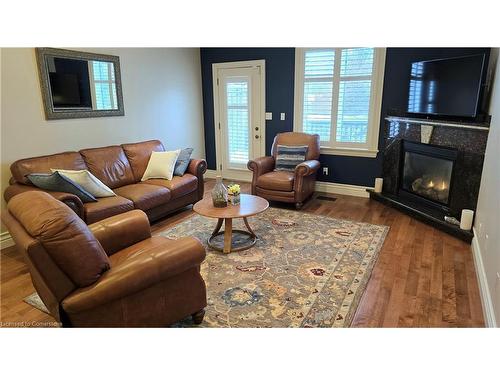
[274,145,308,172]
[27,172,97,203]
[174,147,194,176]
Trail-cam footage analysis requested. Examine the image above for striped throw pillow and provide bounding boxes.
[274,145,308,171]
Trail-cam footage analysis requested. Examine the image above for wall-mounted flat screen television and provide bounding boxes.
[407,54,485,118]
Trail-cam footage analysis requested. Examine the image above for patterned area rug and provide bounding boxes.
[24,208,389,327]
[163,207,389,327]
[24,292,49,314]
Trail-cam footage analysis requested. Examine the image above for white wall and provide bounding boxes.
[0,48,205,233]
[473,48,500,327]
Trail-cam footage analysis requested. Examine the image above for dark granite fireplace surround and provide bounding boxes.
[372,117,489,242]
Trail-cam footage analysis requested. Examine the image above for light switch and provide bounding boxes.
[280,113,286,121]
[265,112,273,120]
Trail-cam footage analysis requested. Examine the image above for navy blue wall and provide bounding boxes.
[200,47,491,186]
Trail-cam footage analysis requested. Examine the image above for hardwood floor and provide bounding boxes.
[0,179,484,327]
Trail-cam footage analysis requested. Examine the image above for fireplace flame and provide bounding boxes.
[440,181,447,191]
[428,180,434,188]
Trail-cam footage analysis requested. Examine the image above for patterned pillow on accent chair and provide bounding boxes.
[274,145,308,172]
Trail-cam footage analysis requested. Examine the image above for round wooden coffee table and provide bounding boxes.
[193,194,269,254]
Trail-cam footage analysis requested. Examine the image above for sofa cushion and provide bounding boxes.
[52,169,116,198]
[141,150,180,181]
[27,172,97,203]
[10,151,87,185]
[84,196,134,224]
[8,191,110,287]
[122,140,165,182]
[174,148,194,176]
[108,236,175,268]
[113,184,171,212]
[80,146,135,189]
[256,171,295,192]
[141,174,197,199]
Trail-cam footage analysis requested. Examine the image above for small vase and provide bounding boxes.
[230,193,240,205]
[212,176,228,208]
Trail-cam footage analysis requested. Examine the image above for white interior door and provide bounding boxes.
[213,60,265,181]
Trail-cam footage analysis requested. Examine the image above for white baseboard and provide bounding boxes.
[204,169,218,179]
[315,181,372,198]
[1,231,14,250]
[205,172,372,198]
[204,169,252,182]
[471,227,497,327]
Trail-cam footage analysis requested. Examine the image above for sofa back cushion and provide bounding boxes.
[80,146,135,189]
[271,132,320,161]
[122,140,165,182]
[8,191,110,287]
[10,152,87,185]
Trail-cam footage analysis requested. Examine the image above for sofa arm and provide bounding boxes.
[89,210,151,256]
[295,160,320,177]
[4,183,84,219]
[61,237,206,313]
[187,158,207,177]
[187,159,207,200]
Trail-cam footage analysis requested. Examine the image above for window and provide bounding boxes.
[226,79,250,165]
[294,48,386,157]
[89,61,118,110]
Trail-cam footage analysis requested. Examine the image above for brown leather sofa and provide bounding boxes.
[247,132,320,209]
[2,191,207,327]
[4,140,207,224]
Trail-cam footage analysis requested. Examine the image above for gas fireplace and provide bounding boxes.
[373,116,488,242]
[399,141,458,210]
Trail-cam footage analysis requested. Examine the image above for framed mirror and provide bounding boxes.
[36,48,125,120]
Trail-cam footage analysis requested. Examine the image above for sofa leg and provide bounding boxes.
[295,202,303,210]
[192,309,205,325]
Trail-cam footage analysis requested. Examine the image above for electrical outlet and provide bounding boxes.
[265,112,272,120]
[323,167,329,175]
[280,112,286,121]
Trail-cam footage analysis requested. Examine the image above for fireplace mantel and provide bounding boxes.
[385,116,490,131]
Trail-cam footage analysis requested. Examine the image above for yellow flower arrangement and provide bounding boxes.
[227,184,241,195]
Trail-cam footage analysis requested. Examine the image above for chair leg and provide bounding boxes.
[295,202,303,210]
[192,309,205,325]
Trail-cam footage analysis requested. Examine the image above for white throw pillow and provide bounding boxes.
[51,169,116,198]
[141,150,181,181]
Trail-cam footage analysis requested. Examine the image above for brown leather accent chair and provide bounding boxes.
[1,191,207,327]
[4,140,207,224]
[247,132,320,209]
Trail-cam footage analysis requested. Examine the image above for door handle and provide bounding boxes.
[255,127,259,131]
[255,135,260,139]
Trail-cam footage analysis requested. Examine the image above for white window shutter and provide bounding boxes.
[226,80,250,165]
[302,50,335,142]
[298,48,378,147]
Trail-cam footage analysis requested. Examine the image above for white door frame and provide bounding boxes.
[212,59,266,182]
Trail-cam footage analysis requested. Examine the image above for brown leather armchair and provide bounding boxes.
[247,132,321,209]
[2,191,207,327]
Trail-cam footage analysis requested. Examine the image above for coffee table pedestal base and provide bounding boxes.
[208,218,257,254]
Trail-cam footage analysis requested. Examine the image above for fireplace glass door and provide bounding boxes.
[402,151,454,205]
